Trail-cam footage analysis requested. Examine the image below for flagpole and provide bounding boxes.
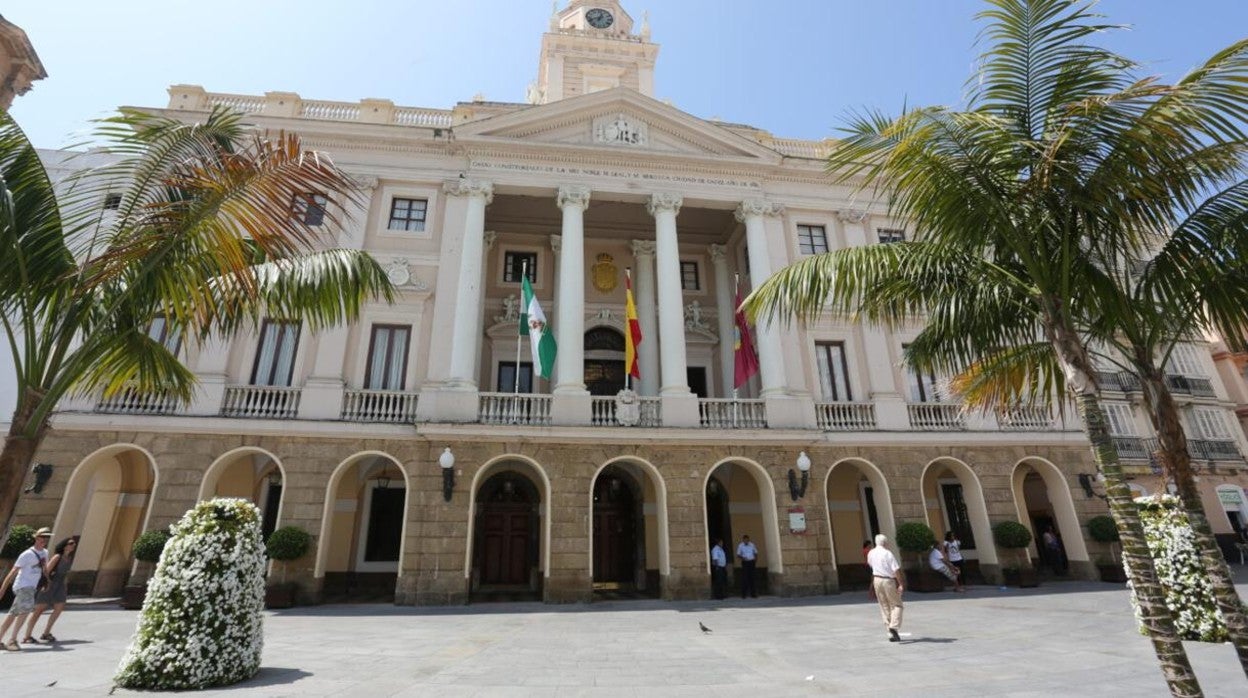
[513,260,526,424]
[624,267,632,392]
[733,273,741,428]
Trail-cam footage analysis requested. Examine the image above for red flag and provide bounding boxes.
[624,272,642,379]
[733,287,760,389]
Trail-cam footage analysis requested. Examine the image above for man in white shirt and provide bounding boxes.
[1,526,51,652]
[736,535,759,598]
[867,533,905,642]
[710,539,727,600]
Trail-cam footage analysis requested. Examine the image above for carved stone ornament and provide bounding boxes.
[382,258,428,291]
[684,300,707,331]
[709,243,728,264]
[350,174,380,192]
[557,184,592,210]
[734,199,784,223]
[592,113,649,147]
[630,239,656,258]
[647,192,683,217]
[837,209,868,224]
[483,230,498,250]
[550,234,562,253]
[614,388,641,426]
[592,253,618,293]
[495,294,520,325]
[443,177,494,204]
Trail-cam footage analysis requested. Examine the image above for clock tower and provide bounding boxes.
[531,1,659,104]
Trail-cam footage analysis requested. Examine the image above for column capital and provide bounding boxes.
[629,239,656,258]
[443,177,494,204]
[734,198,784,223]
[483,230,498,250]
[647,192,683,217]
[709,243,728,264]
[557,184,592,210]
[837,209,868,224]
[348,173,380,193]
[549,233,562,253]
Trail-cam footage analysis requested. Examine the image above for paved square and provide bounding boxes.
[4,579,1248,696]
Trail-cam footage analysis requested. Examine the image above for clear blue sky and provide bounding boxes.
[7,0,1248,149]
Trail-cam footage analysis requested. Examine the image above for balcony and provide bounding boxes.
[698,399,766,429]
[1111,435,1155,461]
[95,389,179,416]
[997,405,1054,430]
[221,385,301,419]
[478,392,552,426]
[815,402,876,431]
[590,396,662,427]
[1165,374,1217,398]
[1188,439,1244,463]
[907,403,966,431]
[341,389,419,424]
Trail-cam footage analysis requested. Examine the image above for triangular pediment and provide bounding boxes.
[454,88,781,162]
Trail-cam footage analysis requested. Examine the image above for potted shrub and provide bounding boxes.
[894,522,942,592]
[1,524,36,610]
[993,521,1038,587]
[264,525,311,609]
[1088,515,1126,583]
[122,529,171,609]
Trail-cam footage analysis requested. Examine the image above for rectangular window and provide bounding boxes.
[797,224,829,255]
[680,261,700,291]
[1189,408,1231,440]
[877,228,906,244]
[103,193,122,210]
[364,325,411,390]
[503,251,537,283]
[292,193,327,226]
[497,361,533,393]
[815,341,852,402]
[1165,344,1205,377]
[387,197,427,232]
[902,345,940,402]
[1103,402,1137,436]
[146,316,182,356]
[250,320,301,386]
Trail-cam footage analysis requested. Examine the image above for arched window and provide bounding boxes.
[584,327,625,352]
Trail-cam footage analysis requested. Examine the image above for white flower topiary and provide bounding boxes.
[1126,494,1226,643]
[115,498,267,689]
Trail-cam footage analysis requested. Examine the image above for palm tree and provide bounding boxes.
[744,1,1248,694]
[0,107,395,536]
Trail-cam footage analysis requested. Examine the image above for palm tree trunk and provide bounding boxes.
[0,402,48,541]
[1076,391,1203,696]
[1142,371,1248,677]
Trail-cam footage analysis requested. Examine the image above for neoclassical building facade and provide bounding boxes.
[14,1,1248,603]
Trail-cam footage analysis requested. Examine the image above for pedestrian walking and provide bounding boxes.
[710,538,728,600]
[736,534,758,598]
[944,531,966,587]
[24,535,79,644]
[867,533,904,642]
[0,527,51,651]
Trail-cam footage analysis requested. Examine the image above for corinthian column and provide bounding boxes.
[649,193,690,396]
[735,199,787,397]
[710,244,735,397]
[444,178,493,388]
[629,239,659,396]
[555,185,591,394]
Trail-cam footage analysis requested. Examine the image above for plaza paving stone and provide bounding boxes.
[3,578,1248,696]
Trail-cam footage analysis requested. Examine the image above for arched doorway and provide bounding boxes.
[584,326,626,395]
[591,464,649,595]
[315,453,408,603]
[473,468,542,600]
[1010,458,1090,577]
[919,458,997,582]
[198,448,285,540]
[53,444,157,596]
[824,458,895,591]
[703,459,782,596]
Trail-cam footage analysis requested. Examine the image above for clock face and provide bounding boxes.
[586,8,614,29]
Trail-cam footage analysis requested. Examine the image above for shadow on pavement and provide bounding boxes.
[223,667,313,690]
[902,637,957,644]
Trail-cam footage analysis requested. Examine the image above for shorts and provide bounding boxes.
[7,586,36,615]
[934,565,959,583]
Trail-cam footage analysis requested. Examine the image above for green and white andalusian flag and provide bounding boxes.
[520,275,557,380]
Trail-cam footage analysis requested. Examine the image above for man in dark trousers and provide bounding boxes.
[710,538,728,600]
[736,534,759,598]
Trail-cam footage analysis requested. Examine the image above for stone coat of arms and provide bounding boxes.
[614,389,641,426]
[592,253,618,293]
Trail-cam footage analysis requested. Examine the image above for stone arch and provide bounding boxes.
[918,458,998,569]
[313,451,410,589]
[822,457,896,578]
[198,446,287,538]
[1010,457,1090,568]
[463,454,552,587]
[702,457,782,574]
[587,456,671,596]
[52,443,158,596]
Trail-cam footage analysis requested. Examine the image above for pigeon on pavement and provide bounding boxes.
[699,622,712,634]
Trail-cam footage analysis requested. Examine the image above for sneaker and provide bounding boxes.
[40,633,56,642]
[889,629,901,642]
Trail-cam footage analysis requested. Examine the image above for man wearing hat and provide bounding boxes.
[0,527,51,651]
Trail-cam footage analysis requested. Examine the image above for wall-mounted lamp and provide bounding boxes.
[1077,472,1107,500]
[24,463,53,494]
[788,451,812,501]
[377,464,393,490]
[267,470,283,487]
[439,447,456,502]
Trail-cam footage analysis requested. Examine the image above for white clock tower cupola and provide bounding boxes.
[532,1,659,104]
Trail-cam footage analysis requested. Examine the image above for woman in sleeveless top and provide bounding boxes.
[24,535,78,643]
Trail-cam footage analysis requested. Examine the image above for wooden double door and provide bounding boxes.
[475,472,540,591]
[593,468,642,588]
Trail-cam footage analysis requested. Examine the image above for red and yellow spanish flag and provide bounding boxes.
[624,271,642,379]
